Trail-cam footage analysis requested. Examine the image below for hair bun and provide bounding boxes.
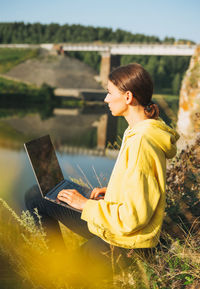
[144,101,154,112]
[144,102,159,119]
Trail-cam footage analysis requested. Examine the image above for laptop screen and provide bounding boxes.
[25,135,64,196]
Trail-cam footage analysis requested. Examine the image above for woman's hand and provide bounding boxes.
[90,187,107,200]
[57,189,88,211]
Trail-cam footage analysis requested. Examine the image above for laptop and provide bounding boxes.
[24,135,91,212]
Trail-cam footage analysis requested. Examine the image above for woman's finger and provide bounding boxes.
[90,188,106,199]
[90,188,99,199]
[58,189,78,198]
[95,191,105,198]
[57,192,70,199]
[57,195,72,204]
[94,191,101,198]
[58,191,73,200]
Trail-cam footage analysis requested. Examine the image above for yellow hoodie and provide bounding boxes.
[81,118,180,248]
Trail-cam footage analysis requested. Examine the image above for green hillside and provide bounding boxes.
[0,48,38,73]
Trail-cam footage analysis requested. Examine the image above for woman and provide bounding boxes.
[25,63,179,274]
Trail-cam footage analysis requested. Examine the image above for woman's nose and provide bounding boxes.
[104,93,109,103]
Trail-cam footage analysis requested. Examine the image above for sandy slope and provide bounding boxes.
[6,51,102,89]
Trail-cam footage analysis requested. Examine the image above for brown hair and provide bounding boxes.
[109,63,159,119]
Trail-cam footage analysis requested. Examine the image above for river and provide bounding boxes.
[0,103,125,214]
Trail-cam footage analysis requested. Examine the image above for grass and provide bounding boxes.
[0,77,59,121]
[153,94,179,127]
[0,198,112,289]
[0,200,199,289]
[0,76,37,94]
[0,134,199,288]
[153,93,179,109]
[60,99,84,107]
[0,48,39,73]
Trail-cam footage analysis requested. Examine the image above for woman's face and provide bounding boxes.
[104,81,128,116]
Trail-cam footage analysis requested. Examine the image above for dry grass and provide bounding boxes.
[0,198,115,289]
[0,196,199,289]
[0,135,199,288]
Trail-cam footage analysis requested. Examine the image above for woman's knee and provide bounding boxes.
[79,237,113,277]
[80,237,111,264]
[24,185,42,210]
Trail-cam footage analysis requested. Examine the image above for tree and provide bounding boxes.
[172,73,181,95]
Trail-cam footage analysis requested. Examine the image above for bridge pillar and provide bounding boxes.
[99,52,121,88]
[94,112,118,149]
[100,51,111,88]
[177,45,200,140]
[96,114,108,149]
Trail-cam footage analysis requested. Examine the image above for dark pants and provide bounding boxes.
[24,185,132,276]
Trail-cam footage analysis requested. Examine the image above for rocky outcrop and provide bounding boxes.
[177,46,200,140]
[172,48,200,239]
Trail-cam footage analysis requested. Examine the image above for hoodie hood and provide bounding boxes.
[124,117,180,159]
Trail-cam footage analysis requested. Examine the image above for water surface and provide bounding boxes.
[0,105,121,213]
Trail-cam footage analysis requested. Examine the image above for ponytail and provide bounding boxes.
[144,101,159,119]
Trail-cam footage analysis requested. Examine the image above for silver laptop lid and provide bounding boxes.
[24,135,64,196]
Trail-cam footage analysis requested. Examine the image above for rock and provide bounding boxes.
[177,45,200,140]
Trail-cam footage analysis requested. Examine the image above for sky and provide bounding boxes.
[1,0,199,43]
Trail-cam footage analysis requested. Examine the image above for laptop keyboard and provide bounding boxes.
[47,179,91,200]
[61,180,90,196]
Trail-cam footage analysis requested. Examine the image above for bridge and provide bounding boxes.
[0,43,196,56]
[0,43,197,86]
[60,43,196,56]
[57,43,196,86]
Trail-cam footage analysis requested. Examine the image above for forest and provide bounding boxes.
[0,22,194,94]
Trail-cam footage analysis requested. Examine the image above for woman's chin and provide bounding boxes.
[109,109,116,116]
[109,108,121,116]
[111,111,121,117]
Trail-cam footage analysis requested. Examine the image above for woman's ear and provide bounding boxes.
[125,91,133,104]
